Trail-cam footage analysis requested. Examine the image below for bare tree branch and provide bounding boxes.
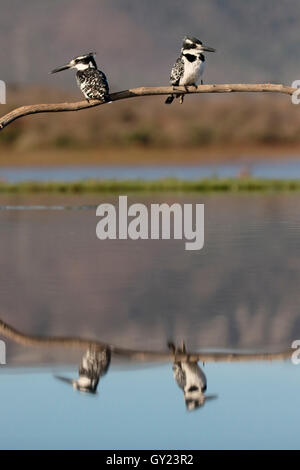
[0,317,292,363]
[0,83,295,131]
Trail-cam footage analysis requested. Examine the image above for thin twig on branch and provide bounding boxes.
[0,317,292,363]
[0,83,295,131]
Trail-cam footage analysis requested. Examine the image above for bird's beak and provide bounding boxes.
[50,63,72,74]
[200,45,216,53]
[54,375,74,385]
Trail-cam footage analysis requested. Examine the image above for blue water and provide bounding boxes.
[0,176,299,449]
[1,159,300,182]
[0,361,299,450]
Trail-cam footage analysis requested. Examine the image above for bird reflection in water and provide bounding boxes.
[0,317,292,405]
[168,342,217,411]
[55,346,111,394]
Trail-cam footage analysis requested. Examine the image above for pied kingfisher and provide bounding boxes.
[168,342,217,411]
[55,346,111,394]
[165,36,216,105]
[51,52,110,102]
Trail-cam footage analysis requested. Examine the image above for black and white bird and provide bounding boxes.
[165,36,216,105]
[55,346,111,394]
[51,52,110,102]
[168,342,217,411]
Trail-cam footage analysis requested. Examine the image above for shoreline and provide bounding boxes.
[1,145,300,167]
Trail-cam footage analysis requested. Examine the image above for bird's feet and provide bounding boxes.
[167,341,186,354]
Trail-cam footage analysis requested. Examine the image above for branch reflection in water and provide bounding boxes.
[0,317,293,411]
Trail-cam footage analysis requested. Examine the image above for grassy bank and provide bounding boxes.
[1,178,300,193]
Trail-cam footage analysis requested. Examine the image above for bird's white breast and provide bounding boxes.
[180,56,205,86]
[181,362,206,390]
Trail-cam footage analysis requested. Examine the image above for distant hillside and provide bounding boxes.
[0,0,300,91]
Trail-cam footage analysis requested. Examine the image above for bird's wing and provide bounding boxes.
[170,56,184,86]
[95,69,109,92]
[98,347,111,376]
[89,69,109,95]
[79,347,111,378]
[78,69,109,100]
[173,362,186,389]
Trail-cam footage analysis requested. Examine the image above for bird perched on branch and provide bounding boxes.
[165,36,216,105]
[51,52,110,103]
[55,346,111,394]
[168,341,217,410]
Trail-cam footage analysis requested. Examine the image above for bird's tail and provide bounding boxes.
[165,94,175,105]
[103,94,112,104]
[167,342,176,353]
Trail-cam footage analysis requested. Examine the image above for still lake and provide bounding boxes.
[0,181,300,448]
[2,159,300,182]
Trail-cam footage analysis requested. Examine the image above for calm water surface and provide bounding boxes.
[2,159,300,182]
[0,191,300,449]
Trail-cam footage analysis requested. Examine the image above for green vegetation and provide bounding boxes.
[1,178,300,193]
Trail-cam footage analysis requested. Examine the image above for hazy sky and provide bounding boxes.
[0,1,299,90]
